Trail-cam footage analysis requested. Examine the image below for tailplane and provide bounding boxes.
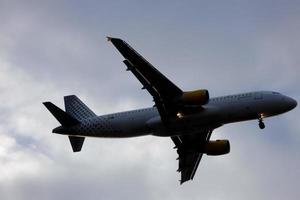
[68,136,85,152]
[43,95,96,152]
[43,102,79,126]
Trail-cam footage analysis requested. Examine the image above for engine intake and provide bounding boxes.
[181,89,209,105]
[204,140,230,156]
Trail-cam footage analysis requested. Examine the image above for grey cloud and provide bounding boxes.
[0,0,300,200]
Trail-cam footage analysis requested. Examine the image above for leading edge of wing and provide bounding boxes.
[107,37,182,96]
[107,37,182,120]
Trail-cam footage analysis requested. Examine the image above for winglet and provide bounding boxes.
[107,36,120,42]
[106,37,123,43]
[106,36,112,42]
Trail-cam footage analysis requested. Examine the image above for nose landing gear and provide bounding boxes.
[258,114,265,129]
[259,120,265,129]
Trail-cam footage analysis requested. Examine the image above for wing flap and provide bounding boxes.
[108,37,182,120]
[123,59,168,119]
[179,151,203,183]
[108,37,182,97]
[172,130,212,184]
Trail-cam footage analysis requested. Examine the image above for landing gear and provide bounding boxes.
[259,121,265,129]
[258,114,265,129]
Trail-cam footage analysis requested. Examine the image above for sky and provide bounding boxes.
[0,0,300,199]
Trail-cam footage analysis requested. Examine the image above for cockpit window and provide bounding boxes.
[272,92,280,95]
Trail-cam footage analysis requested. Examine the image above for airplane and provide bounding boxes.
[43,37,297,184]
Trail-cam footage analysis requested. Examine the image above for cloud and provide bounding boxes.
[0,57,178,200]
[0,1,300,200]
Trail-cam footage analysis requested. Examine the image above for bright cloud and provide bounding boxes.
[0,1,299,200]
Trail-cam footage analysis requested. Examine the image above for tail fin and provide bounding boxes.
[64,95,96,121]
[43,100,87,153]
[43,102,79,126]
[44,96,96,153]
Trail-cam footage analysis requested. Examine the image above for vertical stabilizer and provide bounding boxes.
[63,95,96,153]
[43,95,96,153]
[64,95,96,121]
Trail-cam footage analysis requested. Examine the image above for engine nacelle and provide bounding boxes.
[204,140,230,156]
[181,89,209,105]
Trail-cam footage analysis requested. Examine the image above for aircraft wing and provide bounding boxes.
[108,37,182,121]
[171,130,212,184]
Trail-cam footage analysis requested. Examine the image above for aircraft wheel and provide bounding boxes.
[259,121,265,129]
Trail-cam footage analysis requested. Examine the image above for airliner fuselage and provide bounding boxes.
[53,91,297,138]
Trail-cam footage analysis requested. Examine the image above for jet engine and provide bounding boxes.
[180,89,209,105]
[204,140,230,156]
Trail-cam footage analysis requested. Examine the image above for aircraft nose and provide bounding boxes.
[285,96,297,111]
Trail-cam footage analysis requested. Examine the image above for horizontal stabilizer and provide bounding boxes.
[43,102,79,126]
[68,136,85,152]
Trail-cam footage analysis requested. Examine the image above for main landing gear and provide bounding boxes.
[258,114,265,129]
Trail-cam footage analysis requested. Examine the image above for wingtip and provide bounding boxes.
[43,101,51,106]
[106,36,123,42]
[106,36,112,42]
[42,102,55,111]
